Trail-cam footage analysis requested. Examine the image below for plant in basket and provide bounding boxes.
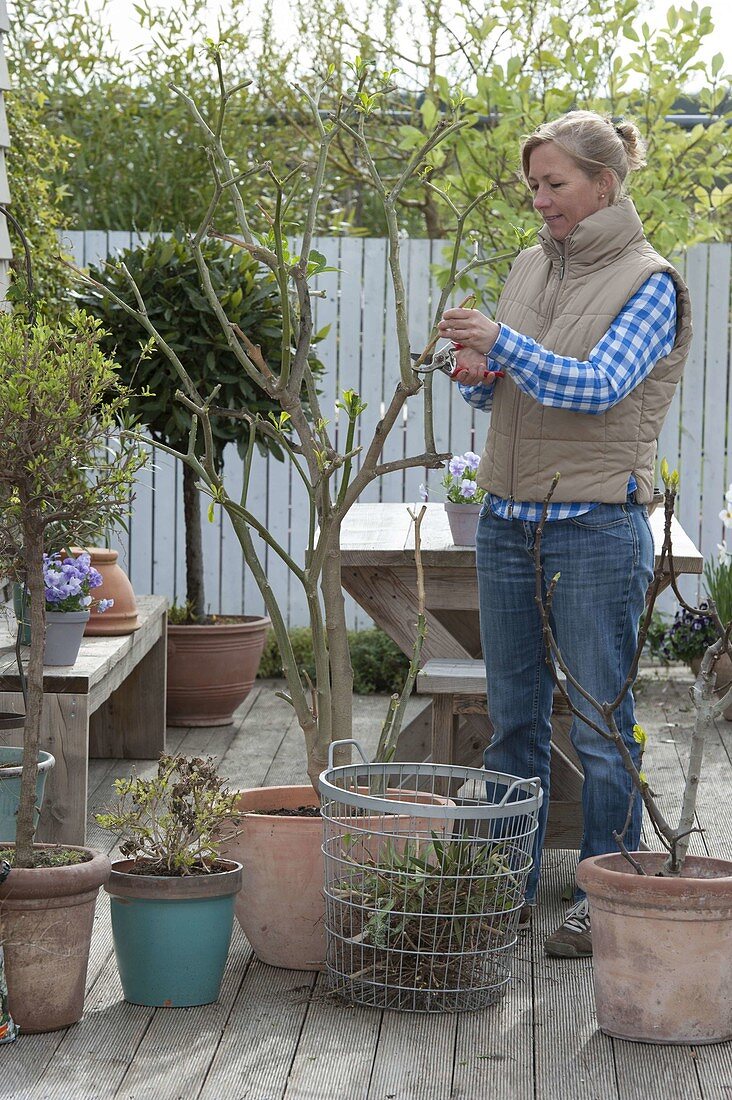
[535,463,732,1044]
[95,754,243,1007]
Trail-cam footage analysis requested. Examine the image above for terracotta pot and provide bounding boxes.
[690,652,732,720]
[0,845,111,1032]
[219,784,455,972]
[166,615,270,727]
[72,547,140,636]
[444,502,482,546]
[219,785,325,970]
[577,851,732,1044]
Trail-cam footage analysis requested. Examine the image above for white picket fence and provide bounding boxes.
[63,230,732,626]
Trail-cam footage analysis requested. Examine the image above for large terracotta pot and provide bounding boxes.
[72,547,140,636]
[0,845,111,1032]
[690,652,732,720]
[219,784,456,972]
[166,615,270,727]
[219,785,325,970]
[577,851,732,1044]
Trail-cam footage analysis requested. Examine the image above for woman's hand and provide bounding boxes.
[450,347,499,387]
[439,307,500,354]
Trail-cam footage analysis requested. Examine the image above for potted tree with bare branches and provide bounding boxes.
[535,463,732,1044]
[72,48,522,969]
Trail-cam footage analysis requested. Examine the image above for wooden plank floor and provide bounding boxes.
[4,666,732,1100]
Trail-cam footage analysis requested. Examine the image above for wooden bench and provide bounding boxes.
[0,594,167,846]
[416,657,585,848]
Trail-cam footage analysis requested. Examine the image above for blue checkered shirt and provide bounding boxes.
[459,271,677,521]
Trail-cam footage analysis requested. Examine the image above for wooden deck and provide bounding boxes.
[4,665,732,1100]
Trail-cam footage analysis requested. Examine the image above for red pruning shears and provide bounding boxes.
[410,342,504,381]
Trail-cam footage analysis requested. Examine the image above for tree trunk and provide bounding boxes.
[183,461,206,619]
[14,519,46,867]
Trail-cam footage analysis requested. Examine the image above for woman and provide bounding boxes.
[438,110,692,959]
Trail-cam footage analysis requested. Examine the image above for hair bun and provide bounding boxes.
[613,119,647,172]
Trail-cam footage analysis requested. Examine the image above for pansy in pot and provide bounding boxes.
[441,451,486,505]
[43,551,114,614]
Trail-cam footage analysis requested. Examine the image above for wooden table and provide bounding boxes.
[0,594,167,846]
[341,503,703,846]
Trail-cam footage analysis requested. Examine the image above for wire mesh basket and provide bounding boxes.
[320,740,542,1013]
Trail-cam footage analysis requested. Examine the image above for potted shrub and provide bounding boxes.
[75,53,521,969]
[536,464,732,1044]
[96,754,243,1006]
[76,233,325,725]
[0,247,145,1030]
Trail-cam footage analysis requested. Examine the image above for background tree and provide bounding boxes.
[77,233,323,620]
[7,0,731,269]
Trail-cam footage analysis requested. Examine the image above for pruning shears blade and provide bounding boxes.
[411,344,457,376]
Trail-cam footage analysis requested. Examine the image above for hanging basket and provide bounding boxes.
[320,740,542,1013]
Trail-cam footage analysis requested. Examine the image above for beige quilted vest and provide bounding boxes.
[477,199,692,504]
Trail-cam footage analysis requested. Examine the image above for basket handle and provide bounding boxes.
[497,776,542,806]
[326,739,370,770]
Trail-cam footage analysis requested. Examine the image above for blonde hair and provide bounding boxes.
[521,110,647,203]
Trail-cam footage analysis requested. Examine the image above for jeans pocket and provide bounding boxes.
[568,504,629,530]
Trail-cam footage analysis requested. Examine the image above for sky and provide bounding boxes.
[90,0,732,74]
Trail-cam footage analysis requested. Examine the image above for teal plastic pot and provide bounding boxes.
[0,745,56,842]
[105,859,243,1007]
[11,583,31,646]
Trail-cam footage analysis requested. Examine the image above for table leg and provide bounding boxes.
[89,633,167,759]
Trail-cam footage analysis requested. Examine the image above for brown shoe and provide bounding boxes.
[544,898,592,958]
[518,903,534,930]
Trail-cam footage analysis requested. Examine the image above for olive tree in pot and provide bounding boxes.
[77,234,325,725]
[74,50,518,969]
[536,464,732,1045]
[0,241,145,1030]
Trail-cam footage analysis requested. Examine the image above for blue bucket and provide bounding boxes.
[0,747,55,843]
[106,859,243,1007]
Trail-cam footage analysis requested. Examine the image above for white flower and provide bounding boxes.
[726,483,732,505]
[720,507,732,530]
[719,542,731,566]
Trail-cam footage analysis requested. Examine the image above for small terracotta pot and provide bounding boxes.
[219,785,325,970]
[72,547,140,636]
[577,851,732,1044]
[166,615,270,727]
[0,845,111,1032]
[690,652,732,721]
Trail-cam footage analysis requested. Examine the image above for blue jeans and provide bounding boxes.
[476,501,654,904]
